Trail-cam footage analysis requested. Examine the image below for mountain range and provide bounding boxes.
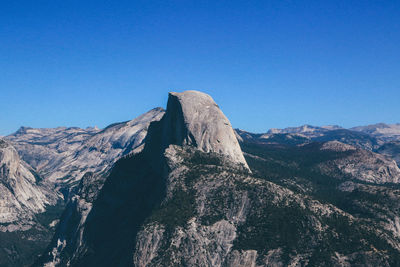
[1,90,400,266]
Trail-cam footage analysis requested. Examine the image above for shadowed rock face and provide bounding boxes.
[0,108,165,266]
[163,91,249,170]
[37,91,251,266]
[36,91,400,267]
[378,141,400,166]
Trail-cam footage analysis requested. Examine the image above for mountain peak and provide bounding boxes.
[164,90,249,169]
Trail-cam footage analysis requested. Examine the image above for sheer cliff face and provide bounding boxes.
[38,91,251,266]
[38,91,400,267]
[164,91,249,170]
[0,139,55,231]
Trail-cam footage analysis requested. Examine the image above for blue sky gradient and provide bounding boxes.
[1,0,399,135]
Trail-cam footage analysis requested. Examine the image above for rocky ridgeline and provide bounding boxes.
[38,90,251,266]
[1,90,400,266]
[37,91,400,266]
[1,108,165,266]
[6,108,165,187]
[351,123,400,142]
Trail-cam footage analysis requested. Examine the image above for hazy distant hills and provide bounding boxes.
[1,92,400,266]
[237,122,400,150]
[265,123,400,143]
[352,123,400,142]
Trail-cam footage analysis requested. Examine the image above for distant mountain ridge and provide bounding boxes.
[1,91,400,266]
[6,107,165,188]
[32,91,400,267]
[267,124,343,136]
[1,108,165,266]
[261,122,400,142]
[237,122,400,153]
[351,123,400,142]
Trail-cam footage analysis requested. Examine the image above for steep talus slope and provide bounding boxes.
[37,91,400,266]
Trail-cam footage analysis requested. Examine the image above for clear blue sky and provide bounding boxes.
[1,0,399,135]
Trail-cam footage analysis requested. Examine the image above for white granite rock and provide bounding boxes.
[165,91,249,169]
[0,138,55,230]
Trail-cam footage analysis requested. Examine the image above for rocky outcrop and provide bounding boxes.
[37,91,250,266]
[37,91,400,267]
[320,140,357,152]
[317,141,400,184]
[0,138,56,231]
[0,108,166,267]
[133,145,399,266]
[40,171,107,266]
[34,109,166,266]
[163,91,249,169]
[0,138,61,266]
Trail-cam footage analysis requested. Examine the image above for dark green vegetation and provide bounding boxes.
[0,202,64,267]
[237,139,400,265]
[233,183,400,265]
[149,189,196,230]
[378,141,400,165]
[241,142,352,198]
[140,141,400,266]
[241,141,391,210]
[34,126,400,266]
[0,229,50,267]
